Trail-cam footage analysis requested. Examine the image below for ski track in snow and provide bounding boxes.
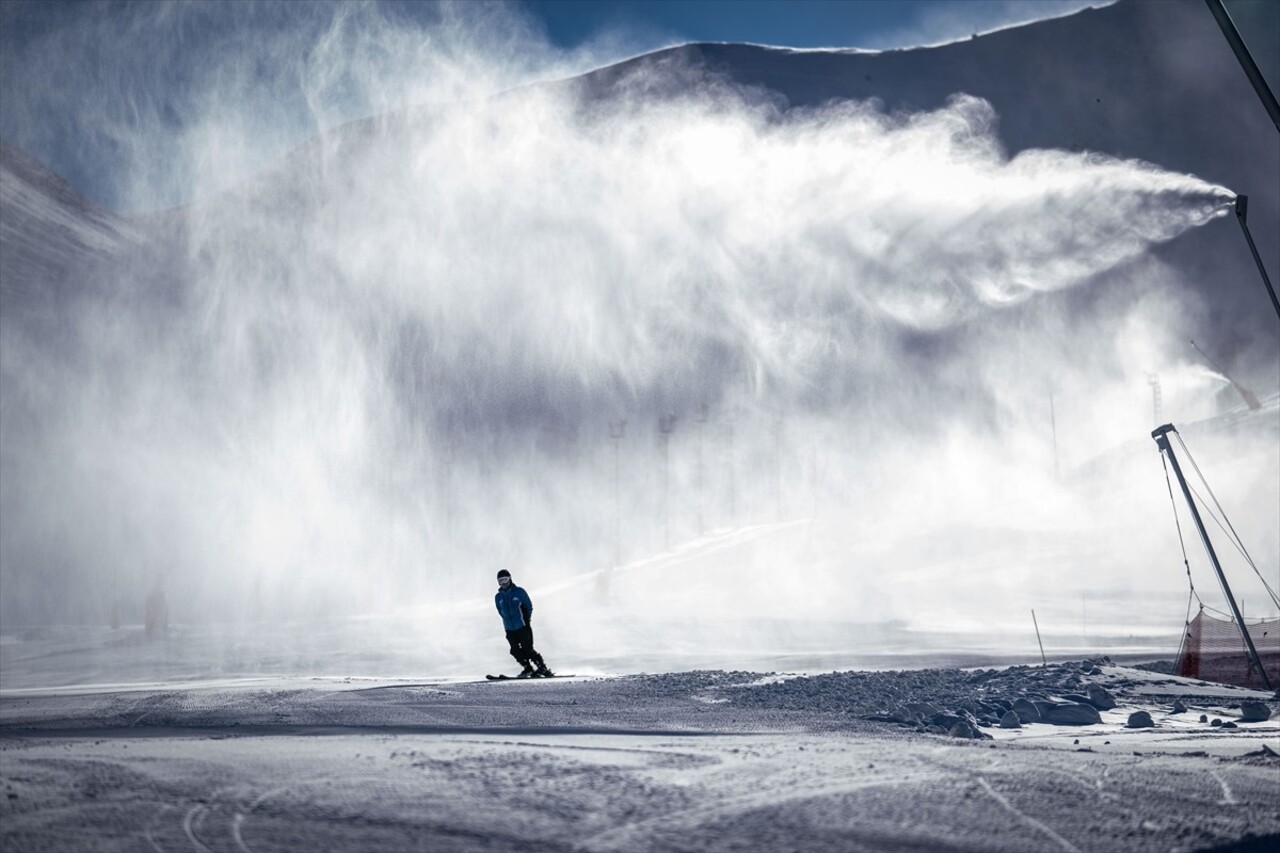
[1208,767,1238,806]
[974,776,1080,853]
[3,665,1279,852]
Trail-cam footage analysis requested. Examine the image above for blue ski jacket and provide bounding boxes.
[495,583,533,632]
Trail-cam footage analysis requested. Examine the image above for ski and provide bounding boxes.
[484,673,572,681]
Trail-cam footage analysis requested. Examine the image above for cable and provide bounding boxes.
[1161,451,1202,608]
[1198,601,1238,621]
[1176,434,1280,609]
[1176,435,1253,560]
[1187,480,1256,567]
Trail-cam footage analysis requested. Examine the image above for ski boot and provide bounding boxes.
[535,663,554,678]
[517,662,536,679]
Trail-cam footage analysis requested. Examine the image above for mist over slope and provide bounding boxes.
[1,0,1276,666]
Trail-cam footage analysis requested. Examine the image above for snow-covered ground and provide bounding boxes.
[3,660,1277,852]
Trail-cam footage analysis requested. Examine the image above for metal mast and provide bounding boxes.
[1204,0,1280,133]
[1152,423,1271,689]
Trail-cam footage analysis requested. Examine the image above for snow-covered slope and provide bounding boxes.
[0,141,140,307]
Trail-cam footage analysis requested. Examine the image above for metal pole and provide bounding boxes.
[1152,424,1271,689]
[1234,196,1280,322]
[1031,609,1047,667]
[1204,0,1280,133]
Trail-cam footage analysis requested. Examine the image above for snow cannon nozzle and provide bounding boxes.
[1235,194,1248,222]
[1151,422,1177,452]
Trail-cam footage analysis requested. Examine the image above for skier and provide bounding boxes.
[494,568,553,677]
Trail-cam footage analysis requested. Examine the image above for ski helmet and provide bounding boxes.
[496,568,511,580]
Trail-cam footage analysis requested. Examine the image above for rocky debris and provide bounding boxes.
[1135,659,1176,675]
[890,702,939,725]
[947,719,992,740]
[1042,702,1102,726]
[1012,698,1041,724]
[1126,711,1155,728]
[931,711,967,730]
[1239,702,1272,723]
[724,660,1259,738]
[1086,684,1117,710]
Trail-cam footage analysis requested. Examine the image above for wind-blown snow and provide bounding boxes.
[0,1,1275,670]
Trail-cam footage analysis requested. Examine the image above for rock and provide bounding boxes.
[1043,703,1102,726]
[948,720,992,740]
[1086,684,1117,710]
[893,702,939,724]
[1239,702,1272,723]
[1199,714,1208,723]
[1221,721,1238,729]
[999,711,1022,729]
[1211,718,1223,727]
[1126,711,1155,728]
[1171,700,1187,714]
[930,712,965,730]
[1013,698,1041,724]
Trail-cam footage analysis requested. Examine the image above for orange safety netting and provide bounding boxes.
[1175,610,1280,689]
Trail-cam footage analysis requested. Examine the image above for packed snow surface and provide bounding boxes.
[2,661,1277,852]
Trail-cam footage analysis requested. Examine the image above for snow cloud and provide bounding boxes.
[2,1,1270,671]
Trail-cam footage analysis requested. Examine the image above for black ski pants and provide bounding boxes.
[505,625,544,668]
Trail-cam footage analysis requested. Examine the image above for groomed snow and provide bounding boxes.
[2,662,1277,852]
